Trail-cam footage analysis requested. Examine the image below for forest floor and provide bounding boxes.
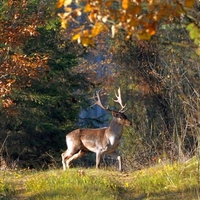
[0,158,200,199]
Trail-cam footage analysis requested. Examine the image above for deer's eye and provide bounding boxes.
[118,115,123,119]
[115,113,119,118]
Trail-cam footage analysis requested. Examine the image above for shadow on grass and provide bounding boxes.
[2,185,199,200]
[6,186,196,200]
[27,190,115,200]
[117,186,199,200]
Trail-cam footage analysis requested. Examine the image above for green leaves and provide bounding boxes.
[186,23,200,55]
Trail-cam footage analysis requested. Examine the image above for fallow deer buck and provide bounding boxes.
[61,88,132,171]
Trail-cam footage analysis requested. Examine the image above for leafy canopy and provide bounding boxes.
[56,0,199,49]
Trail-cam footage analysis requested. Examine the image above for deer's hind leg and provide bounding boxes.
[66,150,86,168]
[62,136,86,170]
[62,149,86,170]
[61,150,68,170]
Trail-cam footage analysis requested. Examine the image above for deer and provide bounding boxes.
[61,88,132,171]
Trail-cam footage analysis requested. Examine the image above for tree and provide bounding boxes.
[0,0,53,107]
[56,1,200,169]
[0,0,91,169]
[57,0,200,54]
[105,18,200,168]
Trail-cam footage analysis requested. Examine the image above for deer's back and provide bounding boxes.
[66,127,107,140]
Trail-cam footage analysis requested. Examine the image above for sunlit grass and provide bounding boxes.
[24,169,120,200]
[0,170,21,198]
[0,157,200,199]
[130,157,199,198]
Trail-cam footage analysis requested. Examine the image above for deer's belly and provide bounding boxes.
[82,140,101,153]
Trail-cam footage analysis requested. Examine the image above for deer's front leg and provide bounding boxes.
[109,152,122,172]
[117,155,122,172]
[96,152,102,168]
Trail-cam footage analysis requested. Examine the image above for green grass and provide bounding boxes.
[25,169,120,200]
[130,158,200,199]
[0,157,200,199]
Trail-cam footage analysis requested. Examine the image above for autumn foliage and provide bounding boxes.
[57,0,198,47]
[0,0,49,107]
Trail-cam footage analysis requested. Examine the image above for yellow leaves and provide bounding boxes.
[56,0,65,8]
[92,22,107,36]
[122,0,130,10]
[91,25,100,37]
[72,31,92,47]
[84,4,94,12]
[56,0,72,8]
[60,19,68,29]
[137,23,156,40]
[72,22,107,46]
[125,182,129,188]
[72,33,81,42]
[64,0,72,7]
[137,32,152,40]
[81,37,94,47]
[57,0,198,46]
[184,0,195,8]
[88,12,96,23]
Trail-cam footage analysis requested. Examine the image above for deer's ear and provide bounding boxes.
[112,111,118,118]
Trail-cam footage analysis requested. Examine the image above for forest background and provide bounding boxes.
[0,0,200,171]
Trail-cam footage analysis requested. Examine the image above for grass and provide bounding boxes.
[0,157,200,199]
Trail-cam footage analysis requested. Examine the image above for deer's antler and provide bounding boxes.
[92,88,127,113]
[113,88,127,112]
[92,89,110,111]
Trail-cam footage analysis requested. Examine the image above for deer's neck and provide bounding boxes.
[107,119,123,137]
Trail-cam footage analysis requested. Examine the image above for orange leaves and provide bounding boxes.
[57,0,196,44]
[127,5,141,16]
[137,23,156,40]
[92,22,107,36]
[137,32,151,40]
[84,3,95,12]
[56,0,73,8]
[137,26,156,40]
[71,22,107,46]
[2,98,15,108]
[0,0,52,108]
[81,37,95,47]
[122,0,130,10]
[0,52,49,100]
[56,0,65,8]
[184,0,195,8]
[0,1,45,48]
[88,12,96,23]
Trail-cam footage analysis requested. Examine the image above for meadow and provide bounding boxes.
[0,157,199,200]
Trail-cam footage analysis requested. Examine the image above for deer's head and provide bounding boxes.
[94,88,132,126]
[111,111,132,126]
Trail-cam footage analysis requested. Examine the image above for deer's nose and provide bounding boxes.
[126,120,132,126]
